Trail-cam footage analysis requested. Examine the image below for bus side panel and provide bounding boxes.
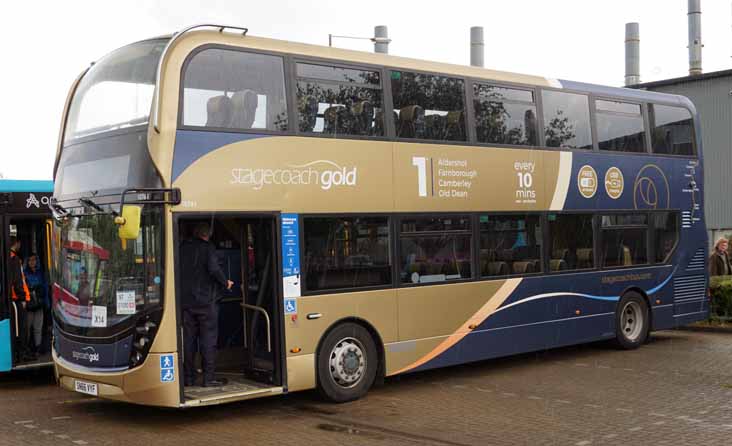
[0,319,11,371]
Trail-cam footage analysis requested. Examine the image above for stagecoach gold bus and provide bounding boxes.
[50,25,708,408]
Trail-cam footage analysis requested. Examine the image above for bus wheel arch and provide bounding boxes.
[614,289,651,349]
[315,318,384,403]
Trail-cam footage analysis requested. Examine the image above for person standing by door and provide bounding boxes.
[8,237,34,362]
[180,222,233,387]
[24,255,48,356]
[709,237,732,276]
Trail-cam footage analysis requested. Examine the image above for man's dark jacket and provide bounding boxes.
[180,238,228,307]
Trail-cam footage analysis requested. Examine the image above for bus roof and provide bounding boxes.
[0,179,54,193]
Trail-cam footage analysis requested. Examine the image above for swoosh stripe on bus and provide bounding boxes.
[549,151,573,211]
[393,278,522,375]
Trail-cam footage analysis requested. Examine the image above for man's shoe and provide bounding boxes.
[202,378,228,387]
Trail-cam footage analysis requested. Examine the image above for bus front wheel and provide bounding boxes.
[317,322,378,403]
[614,292,650,349]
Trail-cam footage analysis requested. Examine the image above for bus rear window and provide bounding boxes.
[650,104,695,156]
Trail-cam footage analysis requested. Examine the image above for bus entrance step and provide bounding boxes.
[183,375,282,407]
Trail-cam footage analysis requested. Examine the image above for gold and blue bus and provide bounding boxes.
[50,25,708,407]
[1,179,54,372]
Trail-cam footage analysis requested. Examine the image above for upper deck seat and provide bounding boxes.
[398,105,424,138]
[230,90,258,129]
[351,100,374,135]
[206,95,233,128]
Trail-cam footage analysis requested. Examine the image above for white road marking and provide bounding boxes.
[603,434,618,439]
[56,435,70,440]
[575,363,589,367]
[52,416,72,421]
[597,365,611,369]
[628,427,643,432]
[528,396,543,400]
[616,408,633,413]
[73,441,89,445]
[23,425,37,429]
[575,441,591,446]
[584,404,603,409]
[653,421,666,426]
[501,392,517,397]
[13,420,34,425]
[476,388,493,393]
[649,412,667,417]
[555,400,572,404]
[41,430,54,435]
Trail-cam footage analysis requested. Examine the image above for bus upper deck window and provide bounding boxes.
[541,90,592,150]
[649,104,695,156]
[182,49,288,132]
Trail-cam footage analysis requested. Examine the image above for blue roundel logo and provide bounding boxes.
[633,164,669,210]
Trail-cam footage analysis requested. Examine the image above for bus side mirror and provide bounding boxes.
[115,205,142,240]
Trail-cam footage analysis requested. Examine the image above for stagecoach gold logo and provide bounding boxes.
[72,346,100,363]
[604,167,624,199]
[577,165,597,198]
[230,160,357,191]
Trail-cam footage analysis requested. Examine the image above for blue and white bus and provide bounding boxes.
[1,179,54,371]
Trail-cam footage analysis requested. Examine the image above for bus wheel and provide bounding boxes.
[614,292,650,349]
[317,322,378,403]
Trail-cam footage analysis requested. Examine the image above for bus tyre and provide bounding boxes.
[614,292,650,349]
[317,322,378,403]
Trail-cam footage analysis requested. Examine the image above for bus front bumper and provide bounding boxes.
[53,348,181,408]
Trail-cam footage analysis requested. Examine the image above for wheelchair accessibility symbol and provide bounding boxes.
[160,354,175,383]
[284,298,297,314]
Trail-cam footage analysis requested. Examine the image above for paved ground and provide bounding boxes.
[3,329,732,445]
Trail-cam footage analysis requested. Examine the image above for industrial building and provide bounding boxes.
[634,70,732,243]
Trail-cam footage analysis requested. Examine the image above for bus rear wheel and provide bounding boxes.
[317,322,377,403]
[614,292,650,349]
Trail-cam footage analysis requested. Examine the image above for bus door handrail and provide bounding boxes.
[153,24,249,133]
[11,302,18,338]
[240,303,271,353]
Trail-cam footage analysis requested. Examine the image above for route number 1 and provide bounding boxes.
[412,157,428,197]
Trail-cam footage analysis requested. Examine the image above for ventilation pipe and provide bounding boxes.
[470,26,484,68]
[374,26,390,54]
[688,0,703,75]
[624,22,641,86]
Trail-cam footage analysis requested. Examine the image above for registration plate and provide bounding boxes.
[74,379,98,396]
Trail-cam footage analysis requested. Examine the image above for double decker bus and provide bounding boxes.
[51,25,707,408]
[1,179,54,371]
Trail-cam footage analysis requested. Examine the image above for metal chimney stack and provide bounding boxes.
[374,26,389,54]
[470,26,484,67]
[624,22,641,86]
[688,0,703,75]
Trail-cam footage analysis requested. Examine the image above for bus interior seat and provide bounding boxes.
[398,105,424,138]
[550,259,566,271]
[230,90,258,129]
[300,96,319,132]
[622,246,632,266]
[445,111,464,140]
[577,248,593,268]
[206,95,233,128]
[512,261,535,275]
[323,105,348,134]
[351,100,374,135]
[485,261,508,277]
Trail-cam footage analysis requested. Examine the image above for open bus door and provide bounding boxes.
[0,181,54,372]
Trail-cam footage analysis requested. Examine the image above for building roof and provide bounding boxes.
[629,69,732,89]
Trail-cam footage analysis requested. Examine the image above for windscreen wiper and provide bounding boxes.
[79,197,106,214]
[49,200,70,220]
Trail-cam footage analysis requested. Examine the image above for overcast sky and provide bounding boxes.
[1,0,730,180]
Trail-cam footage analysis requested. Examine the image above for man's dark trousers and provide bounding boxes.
[183,303,219,384]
